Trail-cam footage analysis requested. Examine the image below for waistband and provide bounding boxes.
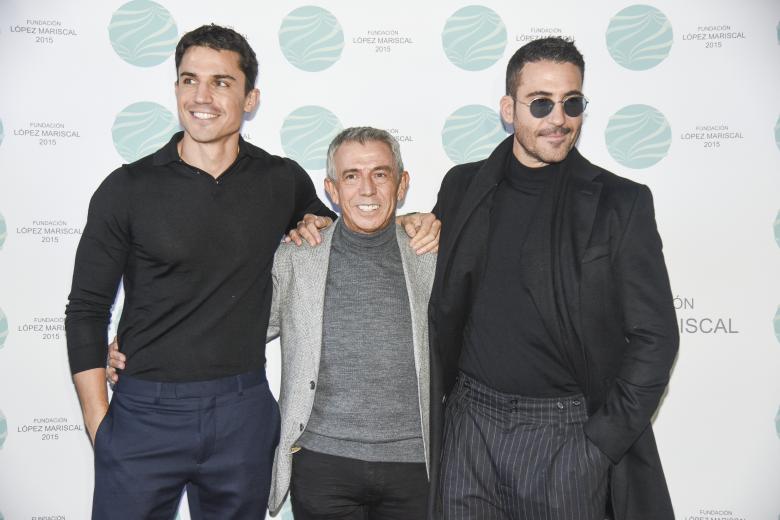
[452,372,587,424]
[114,369,267,398]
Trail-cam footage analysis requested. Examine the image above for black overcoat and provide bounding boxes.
[428,136,679,519]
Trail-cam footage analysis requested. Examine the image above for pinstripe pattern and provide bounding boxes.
[439,373,609,520]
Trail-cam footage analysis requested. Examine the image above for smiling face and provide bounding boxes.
[500,60,584,168]
[324,140,409,235]
[175,45,258,148]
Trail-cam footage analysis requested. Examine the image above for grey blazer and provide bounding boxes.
[266,223,436,516]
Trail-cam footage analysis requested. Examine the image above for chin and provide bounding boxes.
[354,220,386,233]
[543,153,567,164]
[539,146,572,164]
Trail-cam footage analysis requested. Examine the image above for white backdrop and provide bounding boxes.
[0,1,779,519]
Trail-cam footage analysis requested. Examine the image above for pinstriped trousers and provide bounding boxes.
[438,373,609,520]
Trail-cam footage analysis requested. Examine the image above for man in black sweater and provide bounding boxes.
[428,37,678,520]
[65,25,336,518]
[65,25,437,519]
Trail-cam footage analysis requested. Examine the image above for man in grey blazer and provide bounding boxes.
[266,126,435,519]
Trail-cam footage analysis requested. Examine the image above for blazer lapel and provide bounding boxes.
[397,224,435,382]
[515,148,604,389]
[439,135,513,277]
[552,149,603,387]
[294,226,334,374]
[397,225,425,379]
[396,225,433,470]
[561,148,603,264]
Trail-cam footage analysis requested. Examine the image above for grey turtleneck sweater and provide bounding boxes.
[297,220,424,463]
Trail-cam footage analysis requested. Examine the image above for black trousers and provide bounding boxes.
[438,373,610,520]
[93,370,280,520]
[291,448,429,519]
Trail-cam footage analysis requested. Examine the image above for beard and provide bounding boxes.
[514,125,578,166]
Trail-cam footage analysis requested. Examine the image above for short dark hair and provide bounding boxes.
[175,24,258,94]
[505,37,585,97]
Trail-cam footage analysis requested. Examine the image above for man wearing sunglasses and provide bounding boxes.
[428,37,678,520]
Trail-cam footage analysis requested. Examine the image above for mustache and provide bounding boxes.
[538,127,572,137]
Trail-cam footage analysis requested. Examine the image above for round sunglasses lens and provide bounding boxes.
[563,97,586,117]
[529,98,554,118]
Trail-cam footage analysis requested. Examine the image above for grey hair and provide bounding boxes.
[326,127,404,181]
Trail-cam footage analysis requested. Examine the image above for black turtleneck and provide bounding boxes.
[459,154,580,396]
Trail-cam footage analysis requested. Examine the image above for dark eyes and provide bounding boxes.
[180,78,230,88]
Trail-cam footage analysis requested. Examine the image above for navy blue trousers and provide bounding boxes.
[92,370,280,520]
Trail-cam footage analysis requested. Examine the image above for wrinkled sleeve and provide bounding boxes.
[288,160,337,230]
[65,169,131,374]
[583,185,679,463]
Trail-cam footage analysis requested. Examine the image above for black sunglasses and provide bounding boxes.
[516,96,588,118]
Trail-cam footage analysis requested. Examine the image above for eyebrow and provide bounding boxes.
[213,74,237,82]
[178,71,237,82]
[524,89,584,98]
[340,165,393,176]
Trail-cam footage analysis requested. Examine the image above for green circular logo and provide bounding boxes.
[605,104,671,169]
[0,409,6,449]
[442,105,507,163]
[0,307,7,350]
[442,5,507,71]
[606,5,673,71]
[109,0,178,67]
[0,211,6,250]
[280,106,342,170]
[774,115,780,151]
[775,305,780,344]
[112,101,179,163]
[279,6,344,72]
[774,210,780,248]
[776,405,780,439]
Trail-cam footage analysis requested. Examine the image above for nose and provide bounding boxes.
[546,101,566,126]
[358,173,376,196]
[194,81,213,104]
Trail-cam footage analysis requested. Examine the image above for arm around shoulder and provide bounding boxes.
[288,159,337,224]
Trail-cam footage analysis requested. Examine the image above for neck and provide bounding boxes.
[512,144,548,169]
[178,133,240,178]
[337,219,396,248]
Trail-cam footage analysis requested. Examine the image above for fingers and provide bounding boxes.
[414,232,440,254]
[396,213,420,238]
[107,348,126,369]
[106,366,119,384]
[287,229,304,246]
[408,213,441,254]
[297,219,322,246]
[284,215,333,246]
[402,220,418,239]
[106,342,126,384]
